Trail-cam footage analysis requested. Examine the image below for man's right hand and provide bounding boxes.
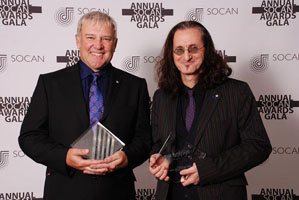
[66,148,109,175]
[149,153,170,181]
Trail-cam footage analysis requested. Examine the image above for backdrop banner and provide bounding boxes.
[1,0,298,199]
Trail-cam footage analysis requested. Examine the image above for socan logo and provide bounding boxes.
[252,188,299,200]
[252,0,299,26]
[11,54,44,63]
[57,49,80,67]
[0,54,7,74]
[55,7,74,26]
[122,2,173,28]
[0,151,9,169]
[256,94,299,120]
[272,146,299,155]
[0,0,42,26]
[272,53,299,61]
[77,7,109,16]
[185,7,238,22]
[250,54,269,73]
[185,8,204,22]
[122,56,140,73]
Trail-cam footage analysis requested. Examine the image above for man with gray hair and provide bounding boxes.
[19,11,151,200]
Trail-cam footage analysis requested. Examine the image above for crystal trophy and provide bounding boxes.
[71,122,125,160]
[157,132,206,183]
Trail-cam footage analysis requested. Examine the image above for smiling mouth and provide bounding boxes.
[91,52,104,56]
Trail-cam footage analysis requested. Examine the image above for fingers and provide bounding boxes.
[157,166,169,181]
[66,148,108,173]
[66,148,90,170]
[104,158,120,172]
[149,153,161,167]
[180,167,193,176]
[83,165,109,175]
[149,154,169,181]
[180,174,199,186]
[75,148,89,156]
[164,176,170,182]
[103,151,128,172]
[180,163,199,186]
[149,165,169,181]
[66,148,129,175]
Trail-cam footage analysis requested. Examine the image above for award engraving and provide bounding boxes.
[71,122,125,160]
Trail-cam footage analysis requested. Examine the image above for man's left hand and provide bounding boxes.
[180,162,200,186]
[91,151,128,173]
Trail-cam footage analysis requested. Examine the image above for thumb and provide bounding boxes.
[150,155,158,166]
[180,168,190,176]
[76,148,89,155]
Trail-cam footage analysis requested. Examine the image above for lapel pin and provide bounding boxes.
[116,80,119,84]
[212,94,219,99]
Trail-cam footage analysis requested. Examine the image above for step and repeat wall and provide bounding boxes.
[1,0,298,199]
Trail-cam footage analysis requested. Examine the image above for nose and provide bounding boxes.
[94,38,104,49]
[183,51,192,61]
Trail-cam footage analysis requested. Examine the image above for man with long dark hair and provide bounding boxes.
[149,21,271,200]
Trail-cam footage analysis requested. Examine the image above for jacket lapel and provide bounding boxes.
[192,88,221,147]
[101,66,121,121]
[165,94,178,153]
[62,64,89,127]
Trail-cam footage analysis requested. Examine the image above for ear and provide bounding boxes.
[75,34,80,49]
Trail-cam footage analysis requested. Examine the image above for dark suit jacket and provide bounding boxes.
[19,62,151,200]
[151,78,271,200]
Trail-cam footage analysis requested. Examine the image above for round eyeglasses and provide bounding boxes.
[173,45,204,56]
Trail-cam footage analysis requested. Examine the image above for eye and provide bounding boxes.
[86,36,94,40]
[189,46,199,54]
[103,37,112,41]
[173,47,184,55]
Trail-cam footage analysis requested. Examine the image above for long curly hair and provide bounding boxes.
[156,21,232,97]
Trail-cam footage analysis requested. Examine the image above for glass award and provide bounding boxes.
[71,122,125,160]
[158,132,206,183]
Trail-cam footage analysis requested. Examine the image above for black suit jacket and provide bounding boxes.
[151,78,271,200]
[19,63,151,200]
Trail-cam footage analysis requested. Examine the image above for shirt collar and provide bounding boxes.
[179,80,203,96]
[78,60,111,80]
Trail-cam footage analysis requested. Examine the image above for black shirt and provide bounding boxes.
[168,81,205,200]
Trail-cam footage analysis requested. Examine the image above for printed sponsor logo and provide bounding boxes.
[55,7,74,26]
[0,97,30,123]
[135,188,155,200]
[257,94,299,120]
[57,49,80,67]
[0,150,9,169]
[250,54,269,73]
[216,50,237,63]
[252,0,299,26]
[0,54,7,74]
[122,56,140,73]
[122,2,173,28]
[252,188,299,200]
[0,0,42,26]
[185,7,238,22]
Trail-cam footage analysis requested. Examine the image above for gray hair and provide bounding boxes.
[76,11,117,40]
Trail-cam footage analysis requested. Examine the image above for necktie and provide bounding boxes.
[185,90,195,132]
[89,73,104,124]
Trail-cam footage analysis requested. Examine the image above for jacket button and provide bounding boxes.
[188,155,192,160]
[187,144,192,149]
